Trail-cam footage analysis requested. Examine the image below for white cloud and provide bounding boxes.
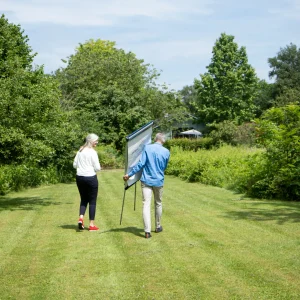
[0,0,215,26]
[121,39,214,62]
[2,0,296,90]
[268,0,300,20]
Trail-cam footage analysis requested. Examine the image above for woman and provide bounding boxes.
[73,133,101,231]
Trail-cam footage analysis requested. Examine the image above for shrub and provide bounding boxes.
[164,137,214,151]
[166,145,262,194]
[0,164,60,195]
[208,121,256,146]
[253,104,300,200]
[208,121,238,146]
[96,144,124,169]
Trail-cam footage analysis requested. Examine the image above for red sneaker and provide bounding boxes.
[78,218,84,230]
[89,225,99,231]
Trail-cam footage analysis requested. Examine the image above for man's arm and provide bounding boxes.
[123,149,147,181]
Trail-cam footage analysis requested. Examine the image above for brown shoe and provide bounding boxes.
[155,226,163,233]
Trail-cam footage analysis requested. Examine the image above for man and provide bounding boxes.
[123,133,170,239]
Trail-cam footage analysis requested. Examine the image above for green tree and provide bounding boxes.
[0,15,78,183]
[0,14,35,77]
[57,39,150,105]
[254,104,300,199]
[253,80,276,117]
[140,84,187,132]
[56,39,185,149]
[56,39,154,148]
[194,33,259,125]
[274,88,300,107]
[0,67,78,171]
[268,43,300,96]
[179,85,197,114]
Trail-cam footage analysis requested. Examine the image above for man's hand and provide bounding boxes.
[123,174,130,181]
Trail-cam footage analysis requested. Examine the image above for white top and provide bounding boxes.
[73,147,101,176]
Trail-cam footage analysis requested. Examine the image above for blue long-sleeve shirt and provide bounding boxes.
[128,142,170,187]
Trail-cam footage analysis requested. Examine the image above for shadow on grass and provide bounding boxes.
[0,196,60,211]
[223,201,300,224]
[60,224,84,233]
[102,226,144,238]
[59,225,144,236]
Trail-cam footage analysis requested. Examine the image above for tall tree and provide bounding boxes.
[56,39,185,149]
[268,43,300,96]
[0,15,77,179]
[0,14,35,77]
[194,33,259,124]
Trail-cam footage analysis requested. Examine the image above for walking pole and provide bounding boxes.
[120,188,126,225]
[134,182,137,211]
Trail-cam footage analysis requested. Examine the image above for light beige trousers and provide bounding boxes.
[141,183,163,233]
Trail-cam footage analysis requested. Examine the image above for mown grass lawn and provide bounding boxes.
[0,170,299,299]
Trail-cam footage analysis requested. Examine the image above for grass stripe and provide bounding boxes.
[0,170,299,299]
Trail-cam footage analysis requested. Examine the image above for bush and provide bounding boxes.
[164,137,214,151]
[0,164,60,195]
[166,125,300,201]
[0,143,125,195]
[166,145,263,194]
[96,144,124,169]
[253,104,300,200]
[208,121,256,146]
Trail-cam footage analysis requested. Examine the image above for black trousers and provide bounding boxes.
[76,175,98,220]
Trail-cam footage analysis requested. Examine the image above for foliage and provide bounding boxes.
[96,144,124,169]
[268,43,300,96]
[0,164,59,195]
[233,122,256,146]
[0,15,79,193]
[164,137,214,151]
[179,85,198,114]
[0,67,78,168]
[56,39,151,149]
[207,120,238,145]
[56,39,185,150]
[166,145,261,193]
[0,14,35,76]
[167,119,300,200]
[274,88,300,107]
[254,43,300,117]
[208,120,256,146]
[140,86,187,132]
[194,33,259,125]
[57,39,149,103]
[253,80,276,117]
[253,104,300,199]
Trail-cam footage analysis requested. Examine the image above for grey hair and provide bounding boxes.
[83,133,99,148]
[155,133,166,143]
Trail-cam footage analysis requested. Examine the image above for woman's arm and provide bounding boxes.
[92,151,101,172]
[73,152,79,169]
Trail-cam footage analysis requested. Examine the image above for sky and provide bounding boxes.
[1,0,300,91]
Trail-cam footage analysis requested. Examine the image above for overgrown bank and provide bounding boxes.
[0,144,124,195]
[166,145,299,201]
